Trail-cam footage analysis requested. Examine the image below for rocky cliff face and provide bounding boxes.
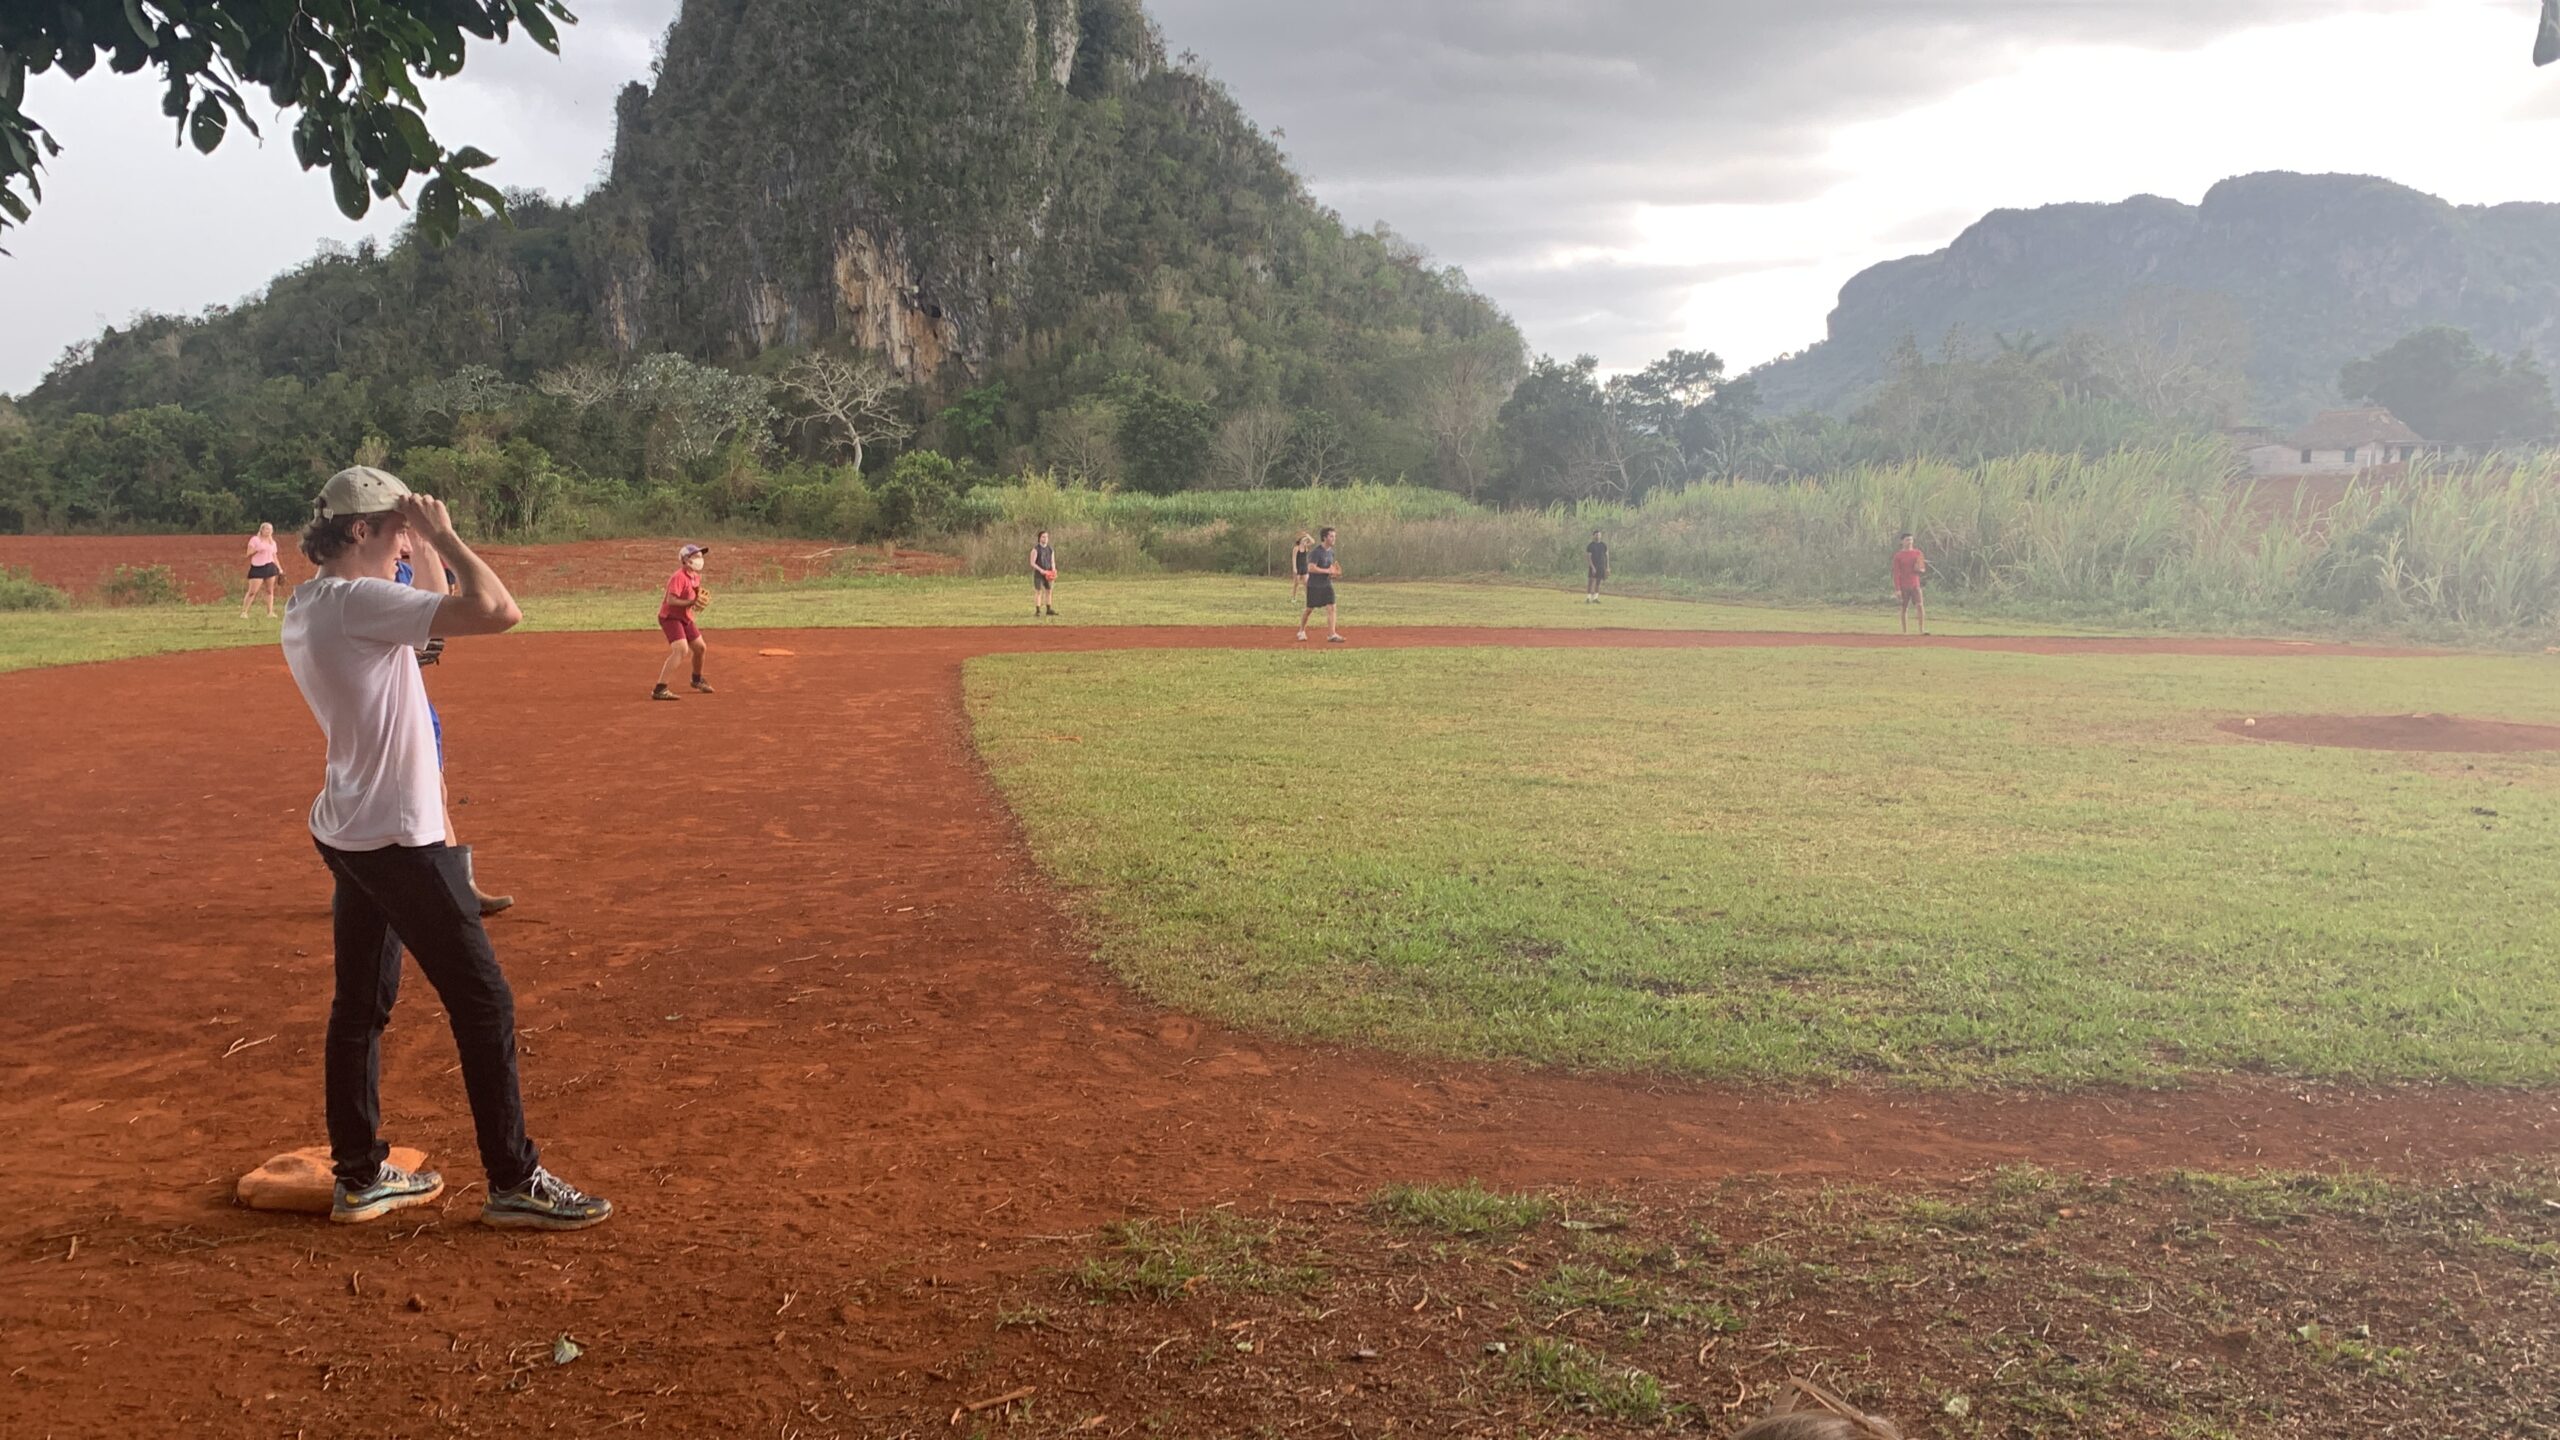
[586,0,1166,387]
[1751,173,2560,423]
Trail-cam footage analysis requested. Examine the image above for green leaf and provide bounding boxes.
[0,187,29,224]
[189,98,227,155]
[449,145,497,171]
[516,3,561,51]
[453,173,508,217]
[386,107,435,166]
[121,0,156,45]
[417,175,459,241]
[329,157,370,221]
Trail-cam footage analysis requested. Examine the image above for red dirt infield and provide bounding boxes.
[4,625,2549,1435]
[2220,711,2560,753]
[0,533,953,603]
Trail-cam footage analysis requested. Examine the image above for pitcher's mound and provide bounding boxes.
[2220,713,2560,753]
[236,1145,429,1213]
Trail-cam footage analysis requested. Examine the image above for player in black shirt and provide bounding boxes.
[1298,526,1343,643]
[1029,531,1057,618]
[1586,530,1609,603]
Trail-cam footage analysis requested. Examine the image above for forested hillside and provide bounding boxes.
[1751,173,2560,426]
[0,0,1520,533]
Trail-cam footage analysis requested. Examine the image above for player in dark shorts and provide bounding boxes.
[1030,531,1057,617]
[243,523,285,618]
[1291,530,1313,601]
[1298,526,1343,643]
[1586,529,1609,603]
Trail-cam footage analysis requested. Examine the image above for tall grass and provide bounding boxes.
[963,445,2560,637]
[955,474,1473,578]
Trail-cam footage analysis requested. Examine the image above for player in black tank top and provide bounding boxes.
[1029,531,1057,618]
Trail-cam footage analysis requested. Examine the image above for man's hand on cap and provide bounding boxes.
[393,493,458,543]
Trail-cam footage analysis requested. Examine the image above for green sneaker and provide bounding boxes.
[481,1167,614,1232]
[332,1162,445,1224]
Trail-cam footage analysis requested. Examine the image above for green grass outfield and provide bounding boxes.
[0,576,2087,675]
[968,645,2560,1087]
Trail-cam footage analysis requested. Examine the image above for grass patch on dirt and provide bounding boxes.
[1504,1337,1672,1422]
[1070,1212,1321,1302]
[983,1165,2559,1437]
[0,576,2080,675]
[1371,1180,1554,1238]
[969,645,2560,1085]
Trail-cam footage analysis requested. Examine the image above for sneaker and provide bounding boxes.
[1045,606,1058,616]
[332,1162,445,1224]
[481,1167,614,1232]
[1327,633,1345,644]
[690,677,715,693]
[1296,630,1308,641]
[477,892,516,917]
[651,685,680,701]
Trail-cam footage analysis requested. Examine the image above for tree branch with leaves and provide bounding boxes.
[1,0,575,247]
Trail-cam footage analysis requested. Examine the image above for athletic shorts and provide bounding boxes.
[1032,571,1052,591]
[247,563,281,579]
[659,612,701,643]
[1305,576,1336,608]
[1897,586,1923,603]
[1588,565,1607,582]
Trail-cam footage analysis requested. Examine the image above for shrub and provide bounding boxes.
[99,563,185,606]
[0,565,69,611]
[877,450,967,536]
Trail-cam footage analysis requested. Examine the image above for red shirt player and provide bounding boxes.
[652,544,713,700]
[1892,533,1928,636]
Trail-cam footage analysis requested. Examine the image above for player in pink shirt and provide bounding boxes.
[1892,533,1929,635]
[242,523,284,618]
[651,544,714,701]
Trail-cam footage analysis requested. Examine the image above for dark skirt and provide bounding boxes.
[247,562,282,579]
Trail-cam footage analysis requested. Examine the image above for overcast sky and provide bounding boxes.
[4,0,2555,395]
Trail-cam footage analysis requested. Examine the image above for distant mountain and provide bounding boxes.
[1749,173,2560,425]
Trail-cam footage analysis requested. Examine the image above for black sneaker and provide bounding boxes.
[689,677,715,693]
[332,1162,445,1224]
[481,1168,614,1231]
[651,684,680,702]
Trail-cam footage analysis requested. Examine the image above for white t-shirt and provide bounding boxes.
[281,576,447,851]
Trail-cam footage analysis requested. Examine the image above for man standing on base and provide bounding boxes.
[282,466,612,1230]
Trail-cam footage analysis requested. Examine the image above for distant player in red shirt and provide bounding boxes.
[652,544,714,701]
[1892,532,1928,635]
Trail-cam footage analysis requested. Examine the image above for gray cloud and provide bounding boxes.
[1150,0,2437,366]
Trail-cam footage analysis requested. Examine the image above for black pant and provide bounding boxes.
[315,840,540,1189]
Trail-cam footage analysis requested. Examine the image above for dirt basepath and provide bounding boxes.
[0,533,952,603]
[2,626,2545,1435]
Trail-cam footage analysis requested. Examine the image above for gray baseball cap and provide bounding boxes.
[316,466,413,518]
